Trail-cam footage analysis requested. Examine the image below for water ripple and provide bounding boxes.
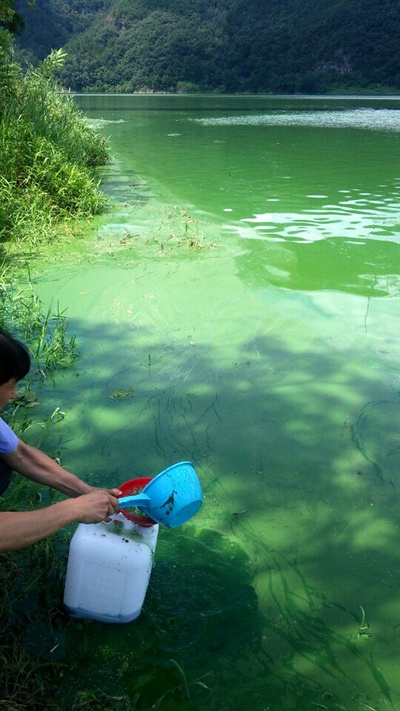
[195,108,400,131]
[234,214,398,246]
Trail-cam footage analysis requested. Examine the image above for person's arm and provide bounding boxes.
[0,440,123,552]
[0,489,120,552]
[2,440,117,498]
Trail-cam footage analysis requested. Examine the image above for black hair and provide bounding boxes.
[0,328,31,385]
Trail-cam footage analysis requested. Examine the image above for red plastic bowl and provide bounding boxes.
[118,477,156,527]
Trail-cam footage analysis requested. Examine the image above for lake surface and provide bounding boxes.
[32,95,399,710]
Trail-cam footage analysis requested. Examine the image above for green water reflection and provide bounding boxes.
[29,96,399,710]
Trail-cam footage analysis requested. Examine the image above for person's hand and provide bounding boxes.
[72,490,120,524]
[103,487,123,498]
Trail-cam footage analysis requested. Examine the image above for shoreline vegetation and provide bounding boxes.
[0,49,109,252]
[0,48,122,709]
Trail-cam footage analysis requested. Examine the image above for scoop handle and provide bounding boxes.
[118,493,151,507]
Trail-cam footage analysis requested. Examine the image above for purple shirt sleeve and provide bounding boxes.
[0,417,19,454]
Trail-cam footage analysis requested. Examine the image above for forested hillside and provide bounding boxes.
[15,0,400,94]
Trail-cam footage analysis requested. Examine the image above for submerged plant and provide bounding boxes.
[358,605,372,639]
[148,206,215,251]
[150,659,211,708]
[108,387,135,400]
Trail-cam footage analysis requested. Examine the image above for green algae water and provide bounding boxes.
[32,95,399,710]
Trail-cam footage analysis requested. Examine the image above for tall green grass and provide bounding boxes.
[0,49,110,246]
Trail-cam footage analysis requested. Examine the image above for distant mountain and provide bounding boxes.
[15,0,400,93]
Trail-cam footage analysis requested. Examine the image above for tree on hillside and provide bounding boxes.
[0,0,25,116]
[10,0,400,94]
[0,0,24,34]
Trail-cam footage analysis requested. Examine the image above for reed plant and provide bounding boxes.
[0,275,79,379]
[0,48,110,246]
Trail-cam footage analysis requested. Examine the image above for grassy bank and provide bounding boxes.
[0,49,109,255]
[0,48,119,709]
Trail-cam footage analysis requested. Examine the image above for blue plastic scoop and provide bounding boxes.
[118,492,151,507]
[118,461,202,528]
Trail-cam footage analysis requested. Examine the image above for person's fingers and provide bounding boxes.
[108,496,120,513]
[104,487,123,497]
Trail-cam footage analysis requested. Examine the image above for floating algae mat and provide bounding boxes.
[28,94,400,711]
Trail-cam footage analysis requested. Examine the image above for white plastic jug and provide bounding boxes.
[63,514,159,623]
